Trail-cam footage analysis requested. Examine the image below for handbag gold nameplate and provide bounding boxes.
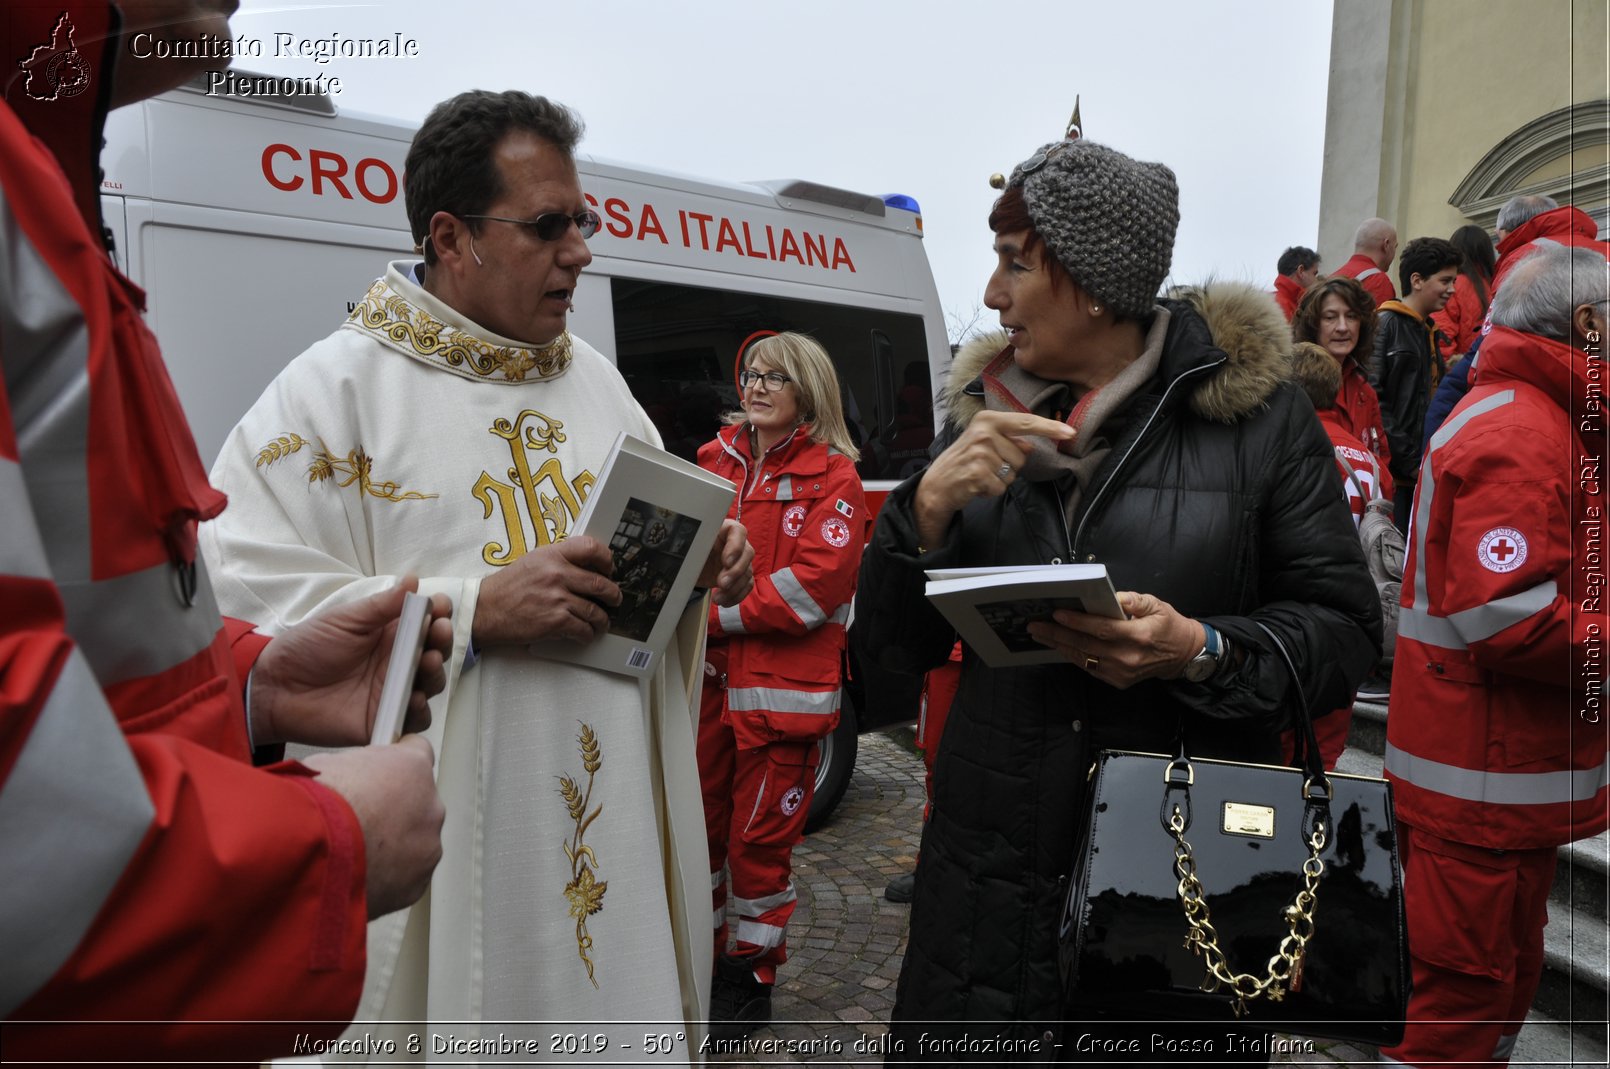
[1221,802,1276,838]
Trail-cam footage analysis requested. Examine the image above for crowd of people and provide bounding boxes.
[2,2,1605,1067]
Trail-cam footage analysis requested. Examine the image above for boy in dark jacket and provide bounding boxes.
[1371,236,1461,531]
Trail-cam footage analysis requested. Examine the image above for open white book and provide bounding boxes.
[925,564,1125,667]
[529,433,736,678]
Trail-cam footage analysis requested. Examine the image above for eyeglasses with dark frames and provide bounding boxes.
[461,209,602,241]
[739,369,793,391]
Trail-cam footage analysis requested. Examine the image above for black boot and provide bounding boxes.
[708,954,772,1041]
[884,870,916,903]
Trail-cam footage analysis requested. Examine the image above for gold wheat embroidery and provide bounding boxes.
[260,433,437,503]
[560,723,606,988]
[256,433,309,468]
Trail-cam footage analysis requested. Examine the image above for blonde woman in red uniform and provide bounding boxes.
[696,332,867,1039]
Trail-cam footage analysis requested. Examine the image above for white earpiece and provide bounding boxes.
[470,236,484,267]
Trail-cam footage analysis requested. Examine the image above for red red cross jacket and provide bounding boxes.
[0,56,364,1060]
[698,424,868,747]
[1333,353,1393,469]
[1384,325,1609,851]
[1335,252,1397,307]
[1493,206,1610,292]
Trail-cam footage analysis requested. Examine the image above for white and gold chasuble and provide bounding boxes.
[201,263,708,1063]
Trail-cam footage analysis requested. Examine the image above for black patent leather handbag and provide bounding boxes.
[1057,624,1410,1046]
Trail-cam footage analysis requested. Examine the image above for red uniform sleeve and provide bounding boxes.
[1430,425,1573,687]
[224,616,272,687]
[0,238,365,1065]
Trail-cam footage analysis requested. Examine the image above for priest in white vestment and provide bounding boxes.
[201,92,752,1064]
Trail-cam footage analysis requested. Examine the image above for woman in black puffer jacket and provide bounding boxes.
[852,135,1380,1063]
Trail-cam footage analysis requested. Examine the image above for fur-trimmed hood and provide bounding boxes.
[941,281,1291,429]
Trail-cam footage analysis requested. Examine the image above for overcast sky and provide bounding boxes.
[232,0,1334,339]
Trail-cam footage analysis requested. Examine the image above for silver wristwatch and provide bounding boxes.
[1181,622,1224,683]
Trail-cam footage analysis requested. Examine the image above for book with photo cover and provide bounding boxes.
[529,432,736,678]
[924,564,1126,668]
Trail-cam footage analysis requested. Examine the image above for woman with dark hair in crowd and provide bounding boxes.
[1432,224,1497,359]
[852,127,1380,1062]
[1293,275,1391,469]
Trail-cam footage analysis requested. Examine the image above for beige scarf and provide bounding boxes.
[979,308,1171,522]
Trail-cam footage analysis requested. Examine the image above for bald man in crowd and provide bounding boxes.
[1335,217,1399,307]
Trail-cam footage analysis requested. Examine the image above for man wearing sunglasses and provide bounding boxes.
[203,89,753,1054]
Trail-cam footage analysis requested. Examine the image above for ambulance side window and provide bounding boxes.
[609,279,935,480]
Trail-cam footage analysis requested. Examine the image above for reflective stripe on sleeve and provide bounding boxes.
[1408,389,1519,630]
[718,603,745,634]
[1384,741,1610,806]
[59,560,225,686]
[0,456,50,579]
[771,567,828,628]
[1399,579,1559,649]
[726,686,840,716]
[0,190,94,583]
[0,651,155,1015]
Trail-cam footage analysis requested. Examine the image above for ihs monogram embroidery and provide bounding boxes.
[256,433,437,503]
[471,410,596,566]
[559,723,607,988]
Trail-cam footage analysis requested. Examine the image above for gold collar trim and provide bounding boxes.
[344,276,573,384]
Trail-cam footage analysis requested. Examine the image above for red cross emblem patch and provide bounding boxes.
[782,504,807,538]
[821,517,852,548]
[1478,527,1527,573]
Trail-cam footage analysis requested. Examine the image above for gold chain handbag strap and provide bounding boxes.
[1159,620,1334,1017]
[1165,791,1327,1017]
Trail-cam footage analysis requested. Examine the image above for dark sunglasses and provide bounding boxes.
[461,209,602,241]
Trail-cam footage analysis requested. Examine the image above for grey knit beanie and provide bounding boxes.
[1006,139,1179,320]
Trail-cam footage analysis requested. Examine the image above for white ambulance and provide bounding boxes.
[100,76,948,825]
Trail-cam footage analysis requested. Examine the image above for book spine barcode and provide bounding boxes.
[627,649,653,670]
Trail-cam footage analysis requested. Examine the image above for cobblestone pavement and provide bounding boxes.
[705,731,1398,1068]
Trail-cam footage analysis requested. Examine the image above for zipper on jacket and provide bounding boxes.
[1070,355,1226,558]
[719,427,800,523]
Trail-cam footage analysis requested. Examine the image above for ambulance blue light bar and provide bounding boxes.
[881,194,923,233]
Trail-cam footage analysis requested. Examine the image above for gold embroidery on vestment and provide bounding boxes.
[559,723,606,988]
[256,433,310,468]
[472,410,596,565]
[347,279,572,383]
[257,432,437,503]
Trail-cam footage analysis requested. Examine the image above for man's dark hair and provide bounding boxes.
[405,90,585,265]
[1397,236,1462,295]
[1277,245,1320,278]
